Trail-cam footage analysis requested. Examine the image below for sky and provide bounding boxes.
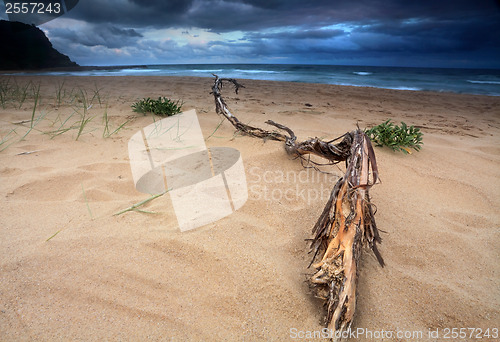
[2,0,500,68]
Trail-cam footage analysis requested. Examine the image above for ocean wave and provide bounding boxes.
[388,86,422,91]
[191,69,223,73]
[121,68,162,73]
[467,80,500,85]
[332,81,422,92]
[4,64,498,96]
[234,69,278,74]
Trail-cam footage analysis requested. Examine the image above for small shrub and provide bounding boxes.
[365,119,423,154]
[132,97,183,116]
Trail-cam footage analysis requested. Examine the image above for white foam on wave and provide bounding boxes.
[353,71,372,76]
[191,69,223,73]
[467,80,500,85]
[330,81,421,92]
[388,86,422,91]
[121,68,162,73]
[234,69,277,74]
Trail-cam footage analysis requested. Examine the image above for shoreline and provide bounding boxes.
[2,63,499,97]
[1,75,499,340]
[2,74,499,100]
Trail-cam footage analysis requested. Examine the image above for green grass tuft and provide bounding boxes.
[132,97,183,116]
[365,119,423,154]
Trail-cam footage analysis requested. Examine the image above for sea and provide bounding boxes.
[7,64,500,96]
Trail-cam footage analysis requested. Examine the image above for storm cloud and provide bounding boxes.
[3,0,498,67]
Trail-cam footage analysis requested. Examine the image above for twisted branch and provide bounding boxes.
[211,75,287,141]
[212,75,352,163]
[211,75,384,340]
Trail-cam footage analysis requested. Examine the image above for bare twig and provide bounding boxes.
[16,150,41,155]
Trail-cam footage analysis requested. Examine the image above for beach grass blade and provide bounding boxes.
[0,128,18,152]
[45,230,61,242]
[91,82,104,107]
[16,81,32,109]
[75,114,94,141]
[102,105,110,137]
[20,83,44,141]
[54,80,65,107]
[106,119,129,137]
[102,105,129,138]
[205,116,226,141]
[81,183,93,219]
[113,190,169,216]
[0,78,11,108]
[73,88,95,141]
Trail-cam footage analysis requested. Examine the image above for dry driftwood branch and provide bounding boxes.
[211,75,287,141]
[308,131,384,339]
[212,75,353,164]
[211,75,384,340]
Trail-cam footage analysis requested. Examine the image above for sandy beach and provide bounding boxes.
[1,75,499,341]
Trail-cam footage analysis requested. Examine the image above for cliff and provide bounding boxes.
[0,20,79,70]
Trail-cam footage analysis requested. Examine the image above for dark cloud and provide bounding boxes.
[47,24,142,49]
[247,29,345,40]
[63,0,499,31]
[350,16,500,53]
[32,0,500,67]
